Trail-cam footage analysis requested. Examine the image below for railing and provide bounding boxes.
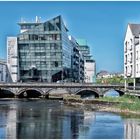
[126,86,140,90]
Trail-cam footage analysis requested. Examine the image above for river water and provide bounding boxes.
[0,99,140,139]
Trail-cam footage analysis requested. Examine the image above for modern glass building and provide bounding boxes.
[69,36,84,83]
[76,39,93,61]
[77,39,96,83]
[17,15,72,82]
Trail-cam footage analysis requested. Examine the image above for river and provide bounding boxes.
[0,98,140,139]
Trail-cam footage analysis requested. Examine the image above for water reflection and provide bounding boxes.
[124,119,140,139]
[16,100,84,139]
[0,99,140,139]
[78,112,124,139]
[6,103,17,139]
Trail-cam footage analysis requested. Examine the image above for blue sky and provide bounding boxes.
[1,1,140,73]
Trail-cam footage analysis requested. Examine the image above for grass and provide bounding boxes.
[117,96,140,111]
[97,95,140,112]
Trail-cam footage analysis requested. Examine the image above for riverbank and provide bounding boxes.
[63,95,140,116]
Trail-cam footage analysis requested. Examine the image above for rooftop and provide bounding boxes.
[129,23,140,37]
[77,39,87,46]
[18,15,69,32]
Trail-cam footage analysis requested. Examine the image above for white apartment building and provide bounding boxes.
[7,37,18,82]
[124,23,140,88]
[0,59,12,83]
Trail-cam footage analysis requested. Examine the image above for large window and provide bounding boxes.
[125,41,127,53]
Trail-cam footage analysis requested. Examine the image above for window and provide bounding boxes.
[56,34,61,40]
[40,61,46,65]
[125,55,127,64]
[38,35,45,40]
[136,64,139,73]
[44,23,49,31]
[24,34,29,40]
[130,53,132,62]
[55,61,58,67]
[50,52,56,56]
[130,39,132,50]
[21,25,32,30]
[50,43,55,49]
[125,41,127,52]
[35,52,46,56]
[136,51,138,60]
[21,25,26,29]
[19,35,24,40]
[29,34,38,40]
[130,65,132,74]
[49,22,55,31]
[44,35,49,40]
[49,35,53,40]
[40,43,45,47]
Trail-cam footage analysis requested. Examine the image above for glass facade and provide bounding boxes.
[76,39,96,83]
[69,36,84,83]
[18,16,72,82]
[76,39,93,61]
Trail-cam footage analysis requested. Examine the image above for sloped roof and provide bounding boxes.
[129,23,140,37]
[18,15,68,34]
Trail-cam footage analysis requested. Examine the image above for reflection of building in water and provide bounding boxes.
[16,105,84,139]
[70,111,84,139]
[6,104,17,139]
[78,111,96,138]
[17,107,64,139]
[3,101,95,139]
[124,119,140,139]
[83,111,96,125]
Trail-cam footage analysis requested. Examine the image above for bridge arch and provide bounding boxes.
[114,89,124,96]
[18,88,44,98]
[103,89,125,97]
[0,88,15,98]
[75,88,100,98]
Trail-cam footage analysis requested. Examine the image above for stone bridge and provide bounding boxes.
[0,83,125,98]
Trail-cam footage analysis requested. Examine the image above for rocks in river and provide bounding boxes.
[63,96,124,114]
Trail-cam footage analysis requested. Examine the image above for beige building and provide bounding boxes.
[84,60,96,83]
[7,37,18,82]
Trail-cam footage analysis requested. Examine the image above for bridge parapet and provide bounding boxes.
[0,83,125,98]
